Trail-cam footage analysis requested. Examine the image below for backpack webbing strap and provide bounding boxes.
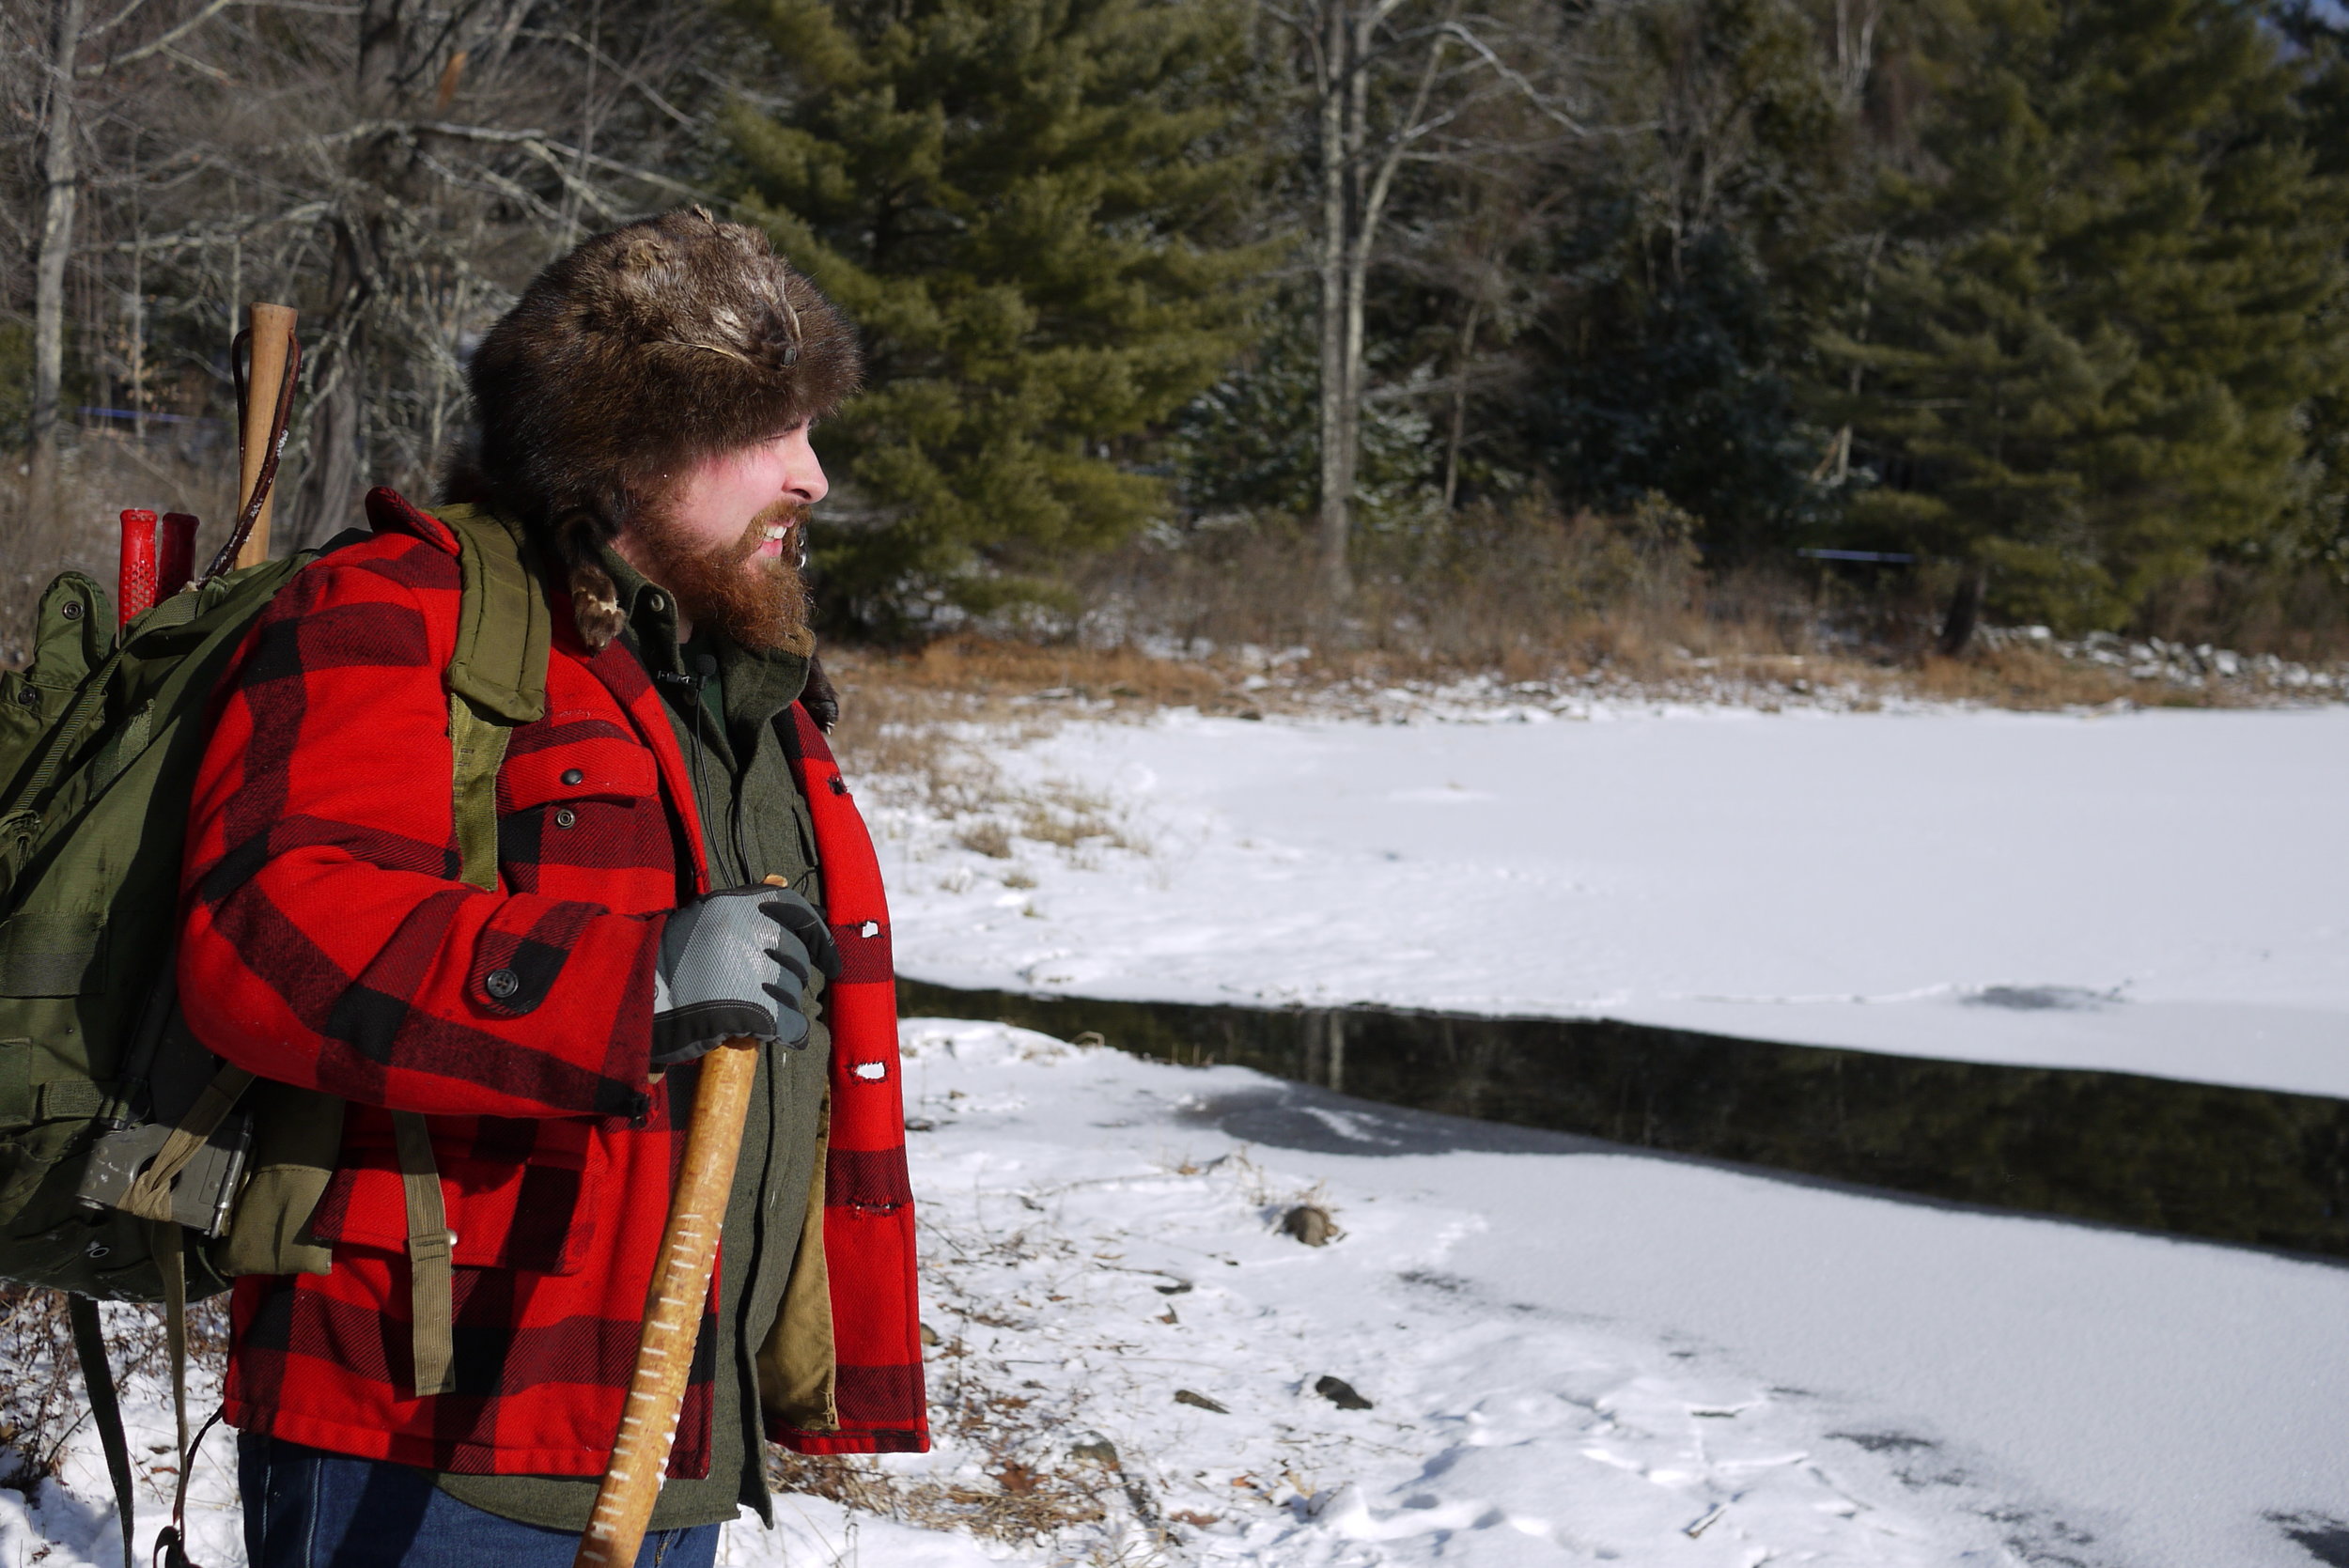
[393,1110,457,1397]
[396,507,546,1393]
[439,505,548,892]
[443,506,550,726]
[67,1294,135,1568]
[22,645,126,805]
[146,1220,190,1460]
[148,1229,214,1568]
[119,1064,256,1223]
[447,697,515,893]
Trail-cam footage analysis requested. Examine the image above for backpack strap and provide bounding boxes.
[398,505,549,1394]
[148,1218,189,1457]
[393,1110,457,1397]
[442,503,550,724]
[437,505,549,890]
[211,506,546,1396]
[148,1224,226,1568]
[118,1064,255,1222]
[67,1293,135,1568]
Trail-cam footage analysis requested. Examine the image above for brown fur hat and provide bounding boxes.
[449,207,860,644]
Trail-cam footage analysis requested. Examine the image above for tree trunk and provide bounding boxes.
[1937,561,1986,657]
[287,225,373,546]
[290,352,366,546]
[28,0,87,527]
[1315,0,1451,605]
[288,1,412,544]
[1315,0,1353,607]
[1336,5,1373,582]
[1442,299,1479,509]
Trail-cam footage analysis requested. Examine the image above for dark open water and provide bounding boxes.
[896,977,2349,1261]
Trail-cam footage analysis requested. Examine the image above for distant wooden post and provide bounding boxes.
[235,303,300,568]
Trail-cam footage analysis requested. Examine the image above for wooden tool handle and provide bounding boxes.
[234,303,299,571]
[575,1037,758,1568]
[576,878,793,1568]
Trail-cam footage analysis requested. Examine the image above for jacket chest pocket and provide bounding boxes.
[305,1111,603,1275]
[495,734,670,900]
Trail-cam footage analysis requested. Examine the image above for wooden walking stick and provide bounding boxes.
[574,876,793,1568]
[233,303,299,570]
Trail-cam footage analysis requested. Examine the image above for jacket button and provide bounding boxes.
[553,807,577,829]
[14,688,36,707]
[485,969,521,1000]
[60,600,83,622]
[561,768,584,785]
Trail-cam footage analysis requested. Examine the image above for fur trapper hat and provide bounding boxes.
[451,207,861,644]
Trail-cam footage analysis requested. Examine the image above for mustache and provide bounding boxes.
[726,499,810,565]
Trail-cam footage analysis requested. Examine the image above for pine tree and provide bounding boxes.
[724,0,1265,631]
[1830,0,2349,631]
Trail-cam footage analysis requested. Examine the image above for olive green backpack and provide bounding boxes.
[0,504,550,1564]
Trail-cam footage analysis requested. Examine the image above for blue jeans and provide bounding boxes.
[238,1436,722,1568]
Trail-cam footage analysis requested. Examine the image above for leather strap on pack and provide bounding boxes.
[393,1110,457,1397]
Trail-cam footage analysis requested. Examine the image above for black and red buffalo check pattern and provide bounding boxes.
[179,488,926,1474]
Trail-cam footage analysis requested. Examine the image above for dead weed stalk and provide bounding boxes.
[0,1286,229,1489]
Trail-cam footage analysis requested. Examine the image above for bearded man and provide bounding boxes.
[177,209,926,1568]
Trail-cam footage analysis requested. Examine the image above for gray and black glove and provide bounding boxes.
[650,886,841,1068]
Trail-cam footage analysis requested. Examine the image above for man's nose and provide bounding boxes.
[790,453,830,505]
[785,428,829,505]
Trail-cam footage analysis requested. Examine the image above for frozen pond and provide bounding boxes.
[878,703,2349,1097]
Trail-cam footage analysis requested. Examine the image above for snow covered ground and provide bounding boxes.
[14,1022,2346,1568]
[8,701,2341,1568]
[875,702,2349,1097]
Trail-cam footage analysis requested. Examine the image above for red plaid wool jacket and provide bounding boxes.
[178,489,926,1472]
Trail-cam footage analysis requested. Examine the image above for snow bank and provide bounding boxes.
[874,704,2349,1096]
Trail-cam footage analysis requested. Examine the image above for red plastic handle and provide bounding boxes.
[118,509,160,625]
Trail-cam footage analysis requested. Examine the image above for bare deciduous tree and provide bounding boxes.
[1266,0,1586,605]
[4,0,730,591]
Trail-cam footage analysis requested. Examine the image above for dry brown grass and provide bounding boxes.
[1909,645,2221,710]
[823,652,1153,872]
[832,637,1250,715]
[766,1374,1128,1551]
[825,498,2342,719]
[825,625,2239,729]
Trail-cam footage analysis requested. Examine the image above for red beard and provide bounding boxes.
[630,497,811,652]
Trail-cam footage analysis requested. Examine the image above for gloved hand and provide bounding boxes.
[650,886,840,1068]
